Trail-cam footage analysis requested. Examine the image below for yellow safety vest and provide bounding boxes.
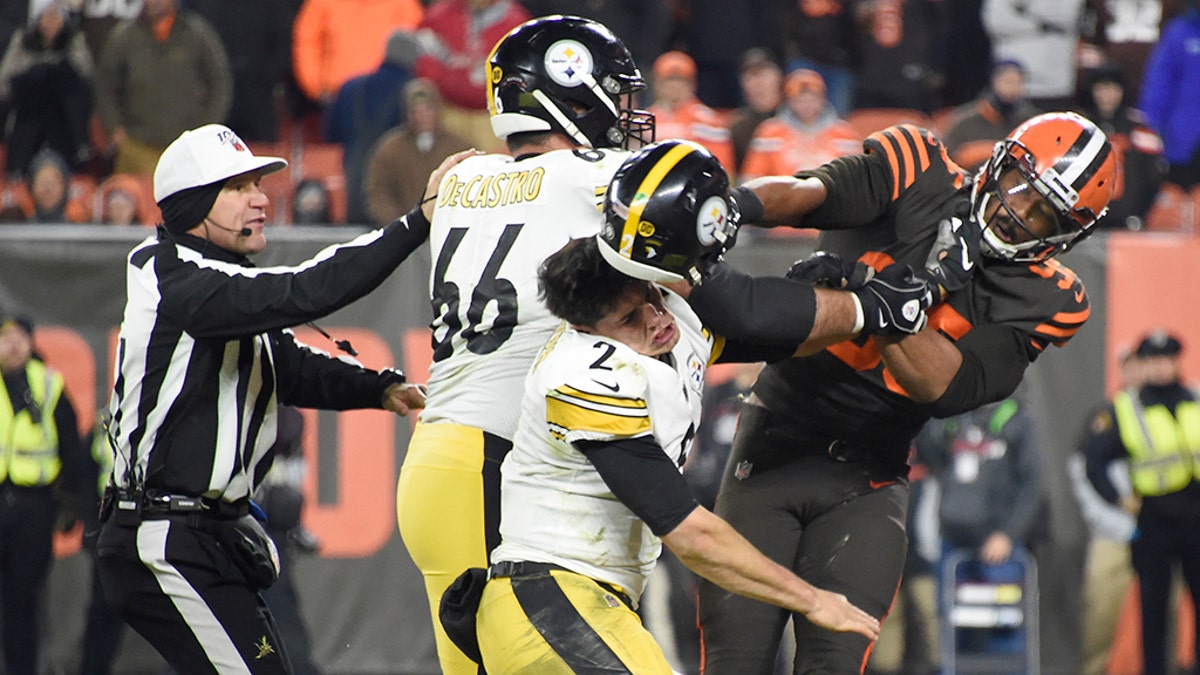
[0,360,64,486]
[1113,389,1200,497]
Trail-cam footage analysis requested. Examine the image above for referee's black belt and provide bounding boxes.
[487,560,634,610]
[142,493,249,520]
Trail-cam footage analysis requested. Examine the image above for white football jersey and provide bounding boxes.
[420,148,632,438]
[492,290,716,602]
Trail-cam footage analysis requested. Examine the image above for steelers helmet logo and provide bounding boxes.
[545,39,592,88]
[696,195,729,247]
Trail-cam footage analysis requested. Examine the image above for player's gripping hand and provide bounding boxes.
[803,587,881,640]
[786,251,873,289]
[917,214,981,299]
[853,263,934,335]
[383,382,427,416]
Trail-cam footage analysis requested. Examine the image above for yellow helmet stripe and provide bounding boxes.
[618,142,697,256]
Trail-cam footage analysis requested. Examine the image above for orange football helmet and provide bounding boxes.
[973,111,1119,262]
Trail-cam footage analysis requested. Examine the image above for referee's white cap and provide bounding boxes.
[154,124,287,203]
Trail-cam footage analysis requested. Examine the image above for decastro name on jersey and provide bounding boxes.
[437,167,546,209]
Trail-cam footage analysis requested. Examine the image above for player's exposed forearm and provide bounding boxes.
[742,176,826,227]
[875,330,962,402]
[798,288,862,355]
[662,507,818,615]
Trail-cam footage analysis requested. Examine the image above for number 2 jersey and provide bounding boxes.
[753,124,1091,469]
[493,291,714,601]
[420,148,631,439]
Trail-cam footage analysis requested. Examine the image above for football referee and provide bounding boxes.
[95,124,470,673]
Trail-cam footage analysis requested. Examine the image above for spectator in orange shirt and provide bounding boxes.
[647,50,736,171]
[291,0,423,104]
[739,69,860,182]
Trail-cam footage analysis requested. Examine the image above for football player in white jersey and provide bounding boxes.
[394,16,657,673]
[462,140,932,673]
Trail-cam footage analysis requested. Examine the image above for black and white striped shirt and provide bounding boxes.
[107,211,427,503]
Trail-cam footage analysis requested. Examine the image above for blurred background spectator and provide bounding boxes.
[325,28,423,225]
[916,395,1045,661]
[853,0,948,113]
[365,78,470,227]
[95,172,157,225]
[942,59,1041,171]
[668,0,765,109]
[1070,345,1141,675]
[189,0,293,143]
[647,50,735,171]
[1,148,91,223]
[291,0,423,106]
[413,0,529,154]
[0,0,94,179]
[94,0,232,175]
[728,47,783,178]
[0,307,88,675]
[1138,1,1200,192]
[79,0,142,65]
[983,0,1086,110]
[1082,0,1171,104]
[739,69,860,182]
[1078,63,1165,230]
[1083,330,1200,675]
[773,0,858,116]
[941,0,994,109]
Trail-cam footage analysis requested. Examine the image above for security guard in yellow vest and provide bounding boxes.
[1084,330,1200,675]
[0,309,86,675]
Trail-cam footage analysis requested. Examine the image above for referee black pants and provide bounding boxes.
[96,516,293,674]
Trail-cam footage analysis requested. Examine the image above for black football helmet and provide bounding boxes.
[599,140,738,284]
[487,15,654,149]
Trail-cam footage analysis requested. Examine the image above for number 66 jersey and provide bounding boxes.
[420,147,632,439]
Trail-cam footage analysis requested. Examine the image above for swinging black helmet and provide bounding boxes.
[599,140,738,284]
[487,15,654,149]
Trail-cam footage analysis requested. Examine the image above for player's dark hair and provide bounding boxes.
[539,237,645,327]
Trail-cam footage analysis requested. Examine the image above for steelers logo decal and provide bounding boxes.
[545,39,592,88]
[696,196,729,246]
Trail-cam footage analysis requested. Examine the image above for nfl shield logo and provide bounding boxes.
[734,460,753,480]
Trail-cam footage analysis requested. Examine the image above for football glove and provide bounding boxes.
[853,263,935,335]
[785,251,873,289]
[917,214,981,299]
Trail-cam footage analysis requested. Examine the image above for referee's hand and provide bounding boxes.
[383,383,427,416]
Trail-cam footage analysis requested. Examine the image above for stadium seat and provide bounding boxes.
[847,108,934,138]
[96,173,159,226]
[294,142,346,224]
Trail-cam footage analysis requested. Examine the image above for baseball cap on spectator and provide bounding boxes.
[1135,330,1183,358]
[740,47,779,75]
[785,69,825,98]
[653,51,696,80]
[154,124,286,233]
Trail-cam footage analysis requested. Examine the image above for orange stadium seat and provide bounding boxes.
[931,106,959,137]
[96,173,159,226]
[847,108,934,139]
